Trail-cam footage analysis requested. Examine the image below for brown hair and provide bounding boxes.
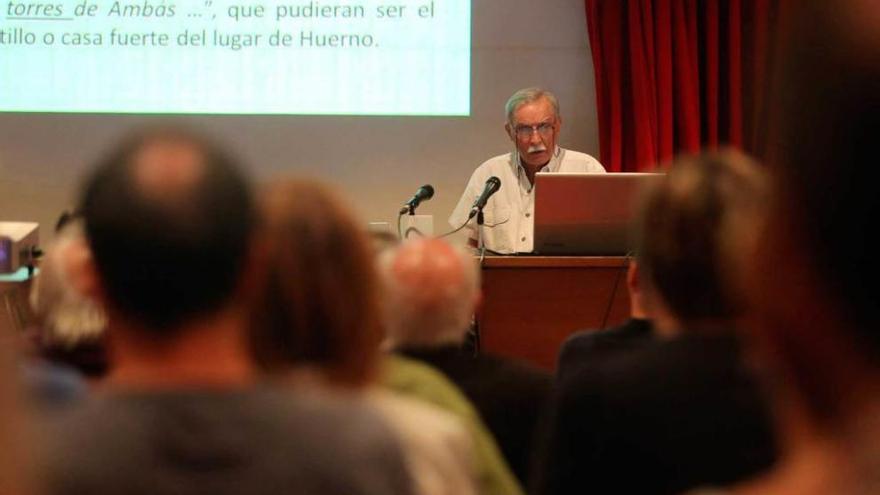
[250,179,382,388]
[634,151,768,326]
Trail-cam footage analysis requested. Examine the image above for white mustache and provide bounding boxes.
[527,145,547,153]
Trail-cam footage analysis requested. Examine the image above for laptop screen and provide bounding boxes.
[533,172,664,255]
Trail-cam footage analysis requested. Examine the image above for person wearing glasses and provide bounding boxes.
[449,88,605,254]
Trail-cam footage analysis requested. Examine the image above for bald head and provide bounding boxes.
[132,138,206,201]
[80,126,254,332]
[379,238,480,347]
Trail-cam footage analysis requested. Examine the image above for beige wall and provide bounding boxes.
[0,0,598,242]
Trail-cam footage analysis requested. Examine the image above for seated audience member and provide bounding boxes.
[249,179,476,495]
[380,353,524,495]
[556,258,654,383]
[37,127,413,495]
[693,3,880,494]
[534,152,777,495]
[379,238,552,485]
[29,217,108,380]
[249,182,521,495]
[18,215,108,406]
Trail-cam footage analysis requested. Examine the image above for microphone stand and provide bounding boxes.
[398,200,417,239]
[476,209,487,264]
[469,208,487,356]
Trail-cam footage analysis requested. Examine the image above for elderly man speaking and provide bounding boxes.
[449,88,605,253]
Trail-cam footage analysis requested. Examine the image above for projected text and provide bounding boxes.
[0,0,471,115]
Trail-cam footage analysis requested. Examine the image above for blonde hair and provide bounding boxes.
[250,179,382,388]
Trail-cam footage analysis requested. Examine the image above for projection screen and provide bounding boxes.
[0,1,599,244]
[0,0,471,115]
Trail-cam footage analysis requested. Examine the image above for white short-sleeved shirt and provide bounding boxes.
[449,147,606,253]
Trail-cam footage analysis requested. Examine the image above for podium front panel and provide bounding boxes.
[476,256,630,370]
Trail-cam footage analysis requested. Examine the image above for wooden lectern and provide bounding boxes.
[476,256,631,371]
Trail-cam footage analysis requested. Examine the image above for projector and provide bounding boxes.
[0,222,40,275]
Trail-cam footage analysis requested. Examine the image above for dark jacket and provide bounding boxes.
[556,318,654,383]
[535,333,778,495]
[399,345,552,485]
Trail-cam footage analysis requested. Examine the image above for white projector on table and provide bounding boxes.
[0,222,40,275]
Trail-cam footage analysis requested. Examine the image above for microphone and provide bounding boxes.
[468,176,501,219]
[399,184,435,215]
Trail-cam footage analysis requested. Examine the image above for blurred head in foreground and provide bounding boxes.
[633,150,769,337]
[70,125,257,390]
[735,0,880,492]
[29,218,108,377]
[79,126,254,334]
[378,238,480,349]
[250,179,382,388]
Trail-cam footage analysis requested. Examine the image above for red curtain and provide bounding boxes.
[586,0,784,172]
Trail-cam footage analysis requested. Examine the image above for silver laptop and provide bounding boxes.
[533,172,664,255]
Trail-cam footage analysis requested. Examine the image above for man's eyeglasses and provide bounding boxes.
[514,122,555,140]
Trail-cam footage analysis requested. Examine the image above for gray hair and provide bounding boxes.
[30,222,107,348]
[377,241,480,348]
[505,87,560,126]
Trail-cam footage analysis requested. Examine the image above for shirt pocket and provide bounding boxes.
[482,205,510,226]
[482,205,512,253]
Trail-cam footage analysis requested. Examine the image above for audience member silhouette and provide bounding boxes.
[556,258,654,383]
[29,217,108,380]
[379,238,552,485]
[249,179,477,495]
[37,126,414,495]
[534,152,777,495]
[699,2,880,494]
